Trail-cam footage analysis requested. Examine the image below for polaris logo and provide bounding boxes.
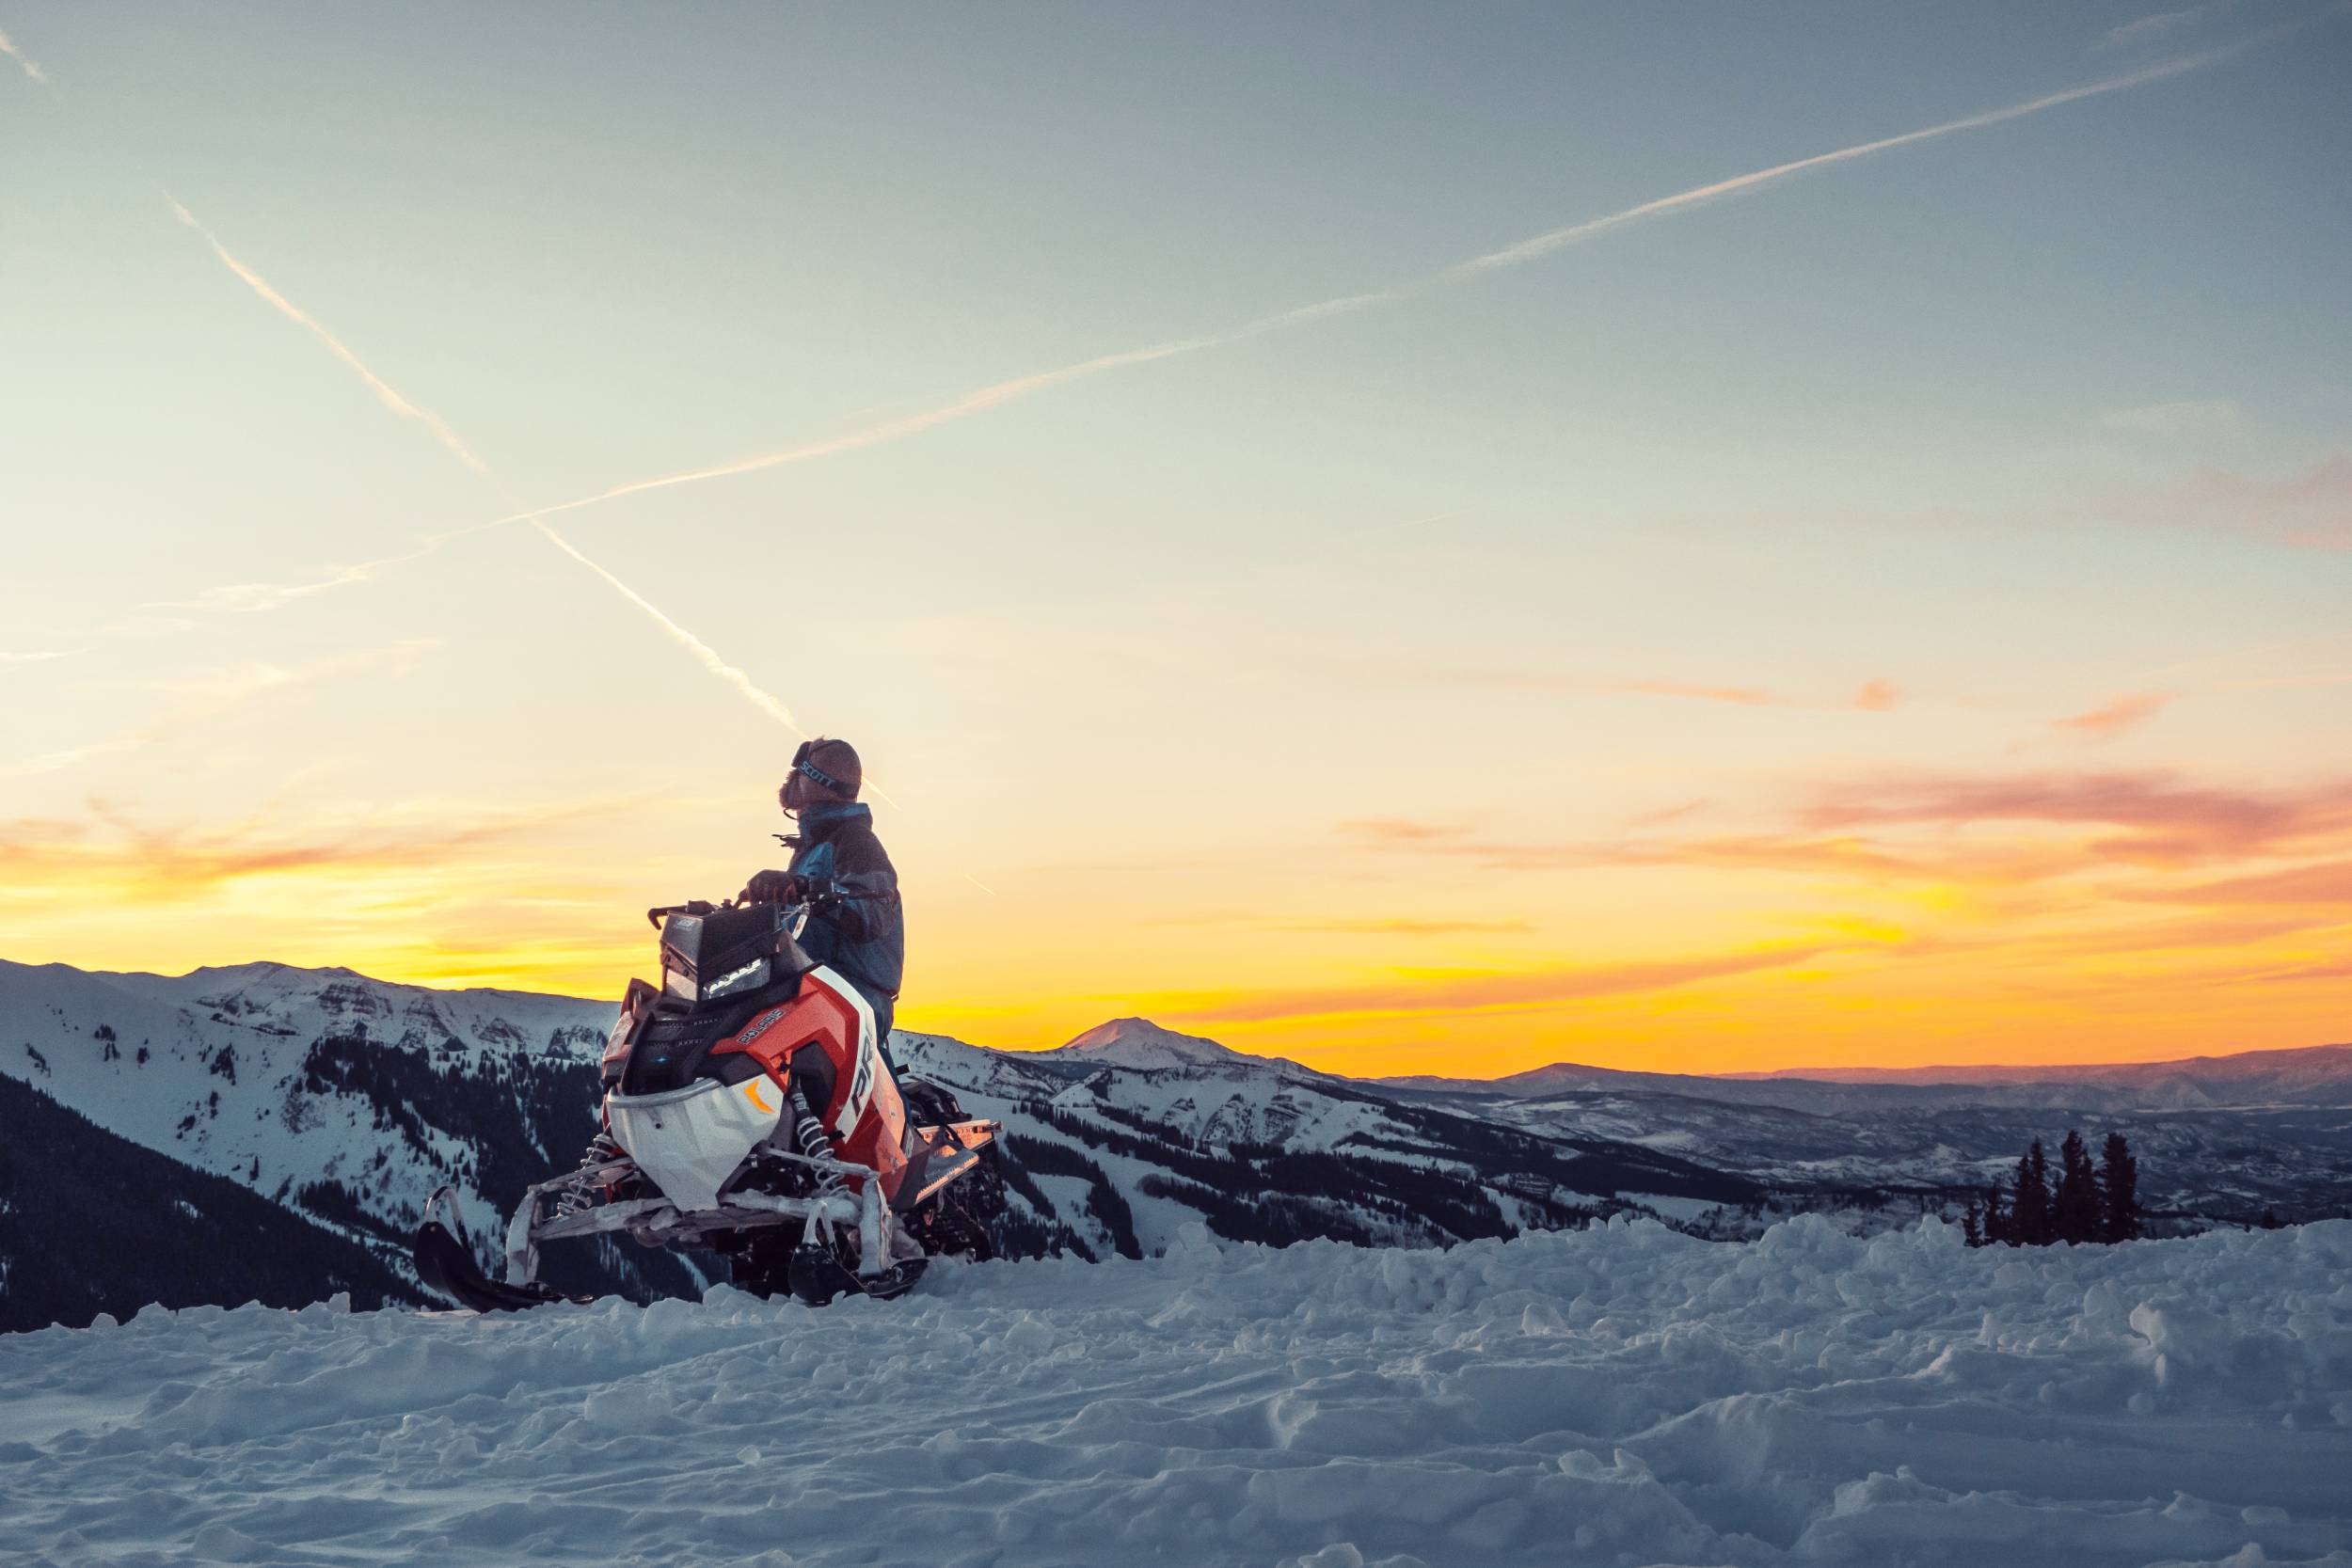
[736,1006,788,1045]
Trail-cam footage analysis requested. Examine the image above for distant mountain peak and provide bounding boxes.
[1055,1018,1255,1070]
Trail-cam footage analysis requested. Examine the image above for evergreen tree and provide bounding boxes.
[2099,1132,2142,1242]
[2010,1139,2054,1246]
[2054,1129,2102,1244]
[1979,1183,2010,1246]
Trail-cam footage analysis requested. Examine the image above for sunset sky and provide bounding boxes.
[4,4,2348,1077]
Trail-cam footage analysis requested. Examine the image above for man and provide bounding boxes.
[740,736,904,1057]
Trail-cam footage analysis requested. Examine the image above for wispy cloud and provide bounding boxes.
[0,649,75,664]
[135,552,438,620]
[2128,450,2352,549]
[1152,939,1855,1024]
[1148,911,1534,936]
[0,640,438,779]
[1336,817,1475,845]
[1798,768,2352,864]
[1411,667,1902,713]
[2137,858,2352,906]
[2102,399,2243,439]
[0,789,645,904]
[1343,768,2352,883]
[2104,0,2240,49]
[2052,689,2179,737]
[0,27,46,84]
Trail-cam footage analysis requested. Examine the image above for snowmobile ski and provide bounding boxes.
[412,1186,596,1312]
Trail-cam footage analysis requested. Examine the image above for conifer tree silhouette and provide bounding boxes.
[2055,1129,2102,1244]
[2010,1139,2054,1246]
[1979,1183,2010,1246]
[2099,1132,2142,1242]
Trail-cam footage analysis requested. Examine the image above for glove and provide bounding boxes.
[740,869,811,905]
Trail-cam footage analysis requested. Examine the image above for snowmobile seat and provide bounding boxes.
[897,1075,964,1128]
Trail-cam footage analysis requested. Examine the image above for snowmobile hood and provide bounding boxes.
[607,1076,786,1212]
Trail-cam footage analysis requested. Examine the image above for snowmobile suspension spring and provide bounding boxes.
[794,1113,844,1197]
[555,1132,627,1219]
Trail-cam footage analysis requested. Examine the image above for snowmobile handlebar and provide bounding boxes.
[644,895,821,929]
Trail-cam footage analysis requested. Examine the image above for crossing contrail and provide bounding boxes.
[167,197,820,754]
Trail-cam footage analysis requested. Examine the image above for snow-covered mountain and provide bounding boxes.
[1049,1015,1268,1072]
[7,956,2349,1332]
[0,957,697,1326]
[0,960,1750,1328]
[1389,1040,2352,1113]
[1731,1041,2352,1105]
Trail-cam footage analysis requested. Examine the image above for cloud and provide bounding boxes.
[1337,817,1473,844]
[1344,768,2352,886]
[0,640,438,779]
[1408,668,1903,712]
[2254,955,2352,983]
[0,649,74,664]
[137,553,435,618]
[0,790,649,905]
[0,27,46,84]
[2137,858,2352,906]
[1851,678,1902,711]
[2129,450,2352,549]
[2052,690,2179,737]
[1798,768,2352,863]
[2104,1,2239,49]
[1152,940,1851,1024]
[1261,916,1535,937]
[2102,399,2243,439]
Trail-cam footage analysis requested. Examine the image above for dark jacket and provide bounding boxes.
[783,800,903,1019]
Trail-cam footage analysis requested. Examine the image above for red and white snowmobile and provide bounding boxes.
[412,898,1004,1310]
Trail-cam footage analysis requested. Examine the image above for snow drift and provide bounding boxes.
[3,1216,2346,1567]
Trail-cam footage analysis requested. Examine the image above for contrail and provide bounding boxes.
[0,27,45,84]
[461,27,2290,529]
[167,198,822,756]
[1449,32,2277,274]
[152,18,2320,634]
[524,517,802,736]
[168,198,490,474]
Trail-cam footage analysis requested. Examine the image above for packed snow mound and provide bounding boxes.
[6,1219,2347,1567]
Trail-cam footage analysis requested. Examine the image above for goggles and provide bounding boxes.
[789,739,849,796]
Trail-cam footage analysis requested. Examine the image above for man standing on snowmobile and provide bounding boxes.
[740,736,905,1060]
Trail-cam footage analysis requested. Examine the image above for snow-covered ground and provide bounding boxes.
[5,1217,2347,1568]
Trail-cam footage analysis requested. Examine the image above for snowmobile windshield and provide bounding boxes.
[660,905,815,1003]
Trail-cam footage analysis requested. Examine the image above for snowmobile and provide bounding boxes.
[412,897,1004,1311]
